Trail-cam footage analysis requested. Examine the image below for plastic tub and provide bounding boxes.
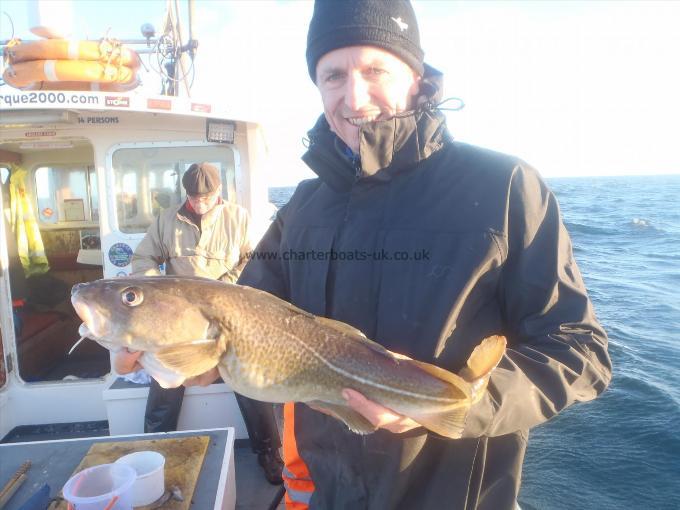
[115,451,165,506]
[62,463,135,510]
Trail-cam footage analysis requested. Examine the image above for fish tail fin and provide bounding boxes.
[385,336,506,439]
[459,335,507,402]
[404,336,506,439]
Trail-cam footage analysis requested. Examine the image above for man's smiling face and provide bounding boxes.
[315,45,421,153]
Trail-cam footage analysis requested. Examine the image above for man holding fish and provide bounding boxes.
[237,1,611,507]
[72,1,612,508]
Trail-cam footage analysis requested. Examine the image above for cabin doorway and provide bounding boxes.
[0,139,109,383]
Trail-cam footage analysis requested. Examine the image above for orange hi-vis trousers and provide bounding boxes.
[282,402,315,509]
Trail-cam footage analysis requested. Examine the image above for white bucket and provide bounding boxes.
[114,451,165,507]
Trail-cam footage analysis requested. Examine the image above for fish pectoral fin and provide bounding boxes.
[412,405,469,439]
[140,353,186,388]
[306,401,377,435]
[155,339,222,378]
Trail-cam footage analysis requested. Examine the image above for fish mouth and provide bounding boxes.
[71,296,108,339]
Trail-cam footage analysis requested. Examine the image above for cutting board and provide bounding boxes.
[55,436,210,509]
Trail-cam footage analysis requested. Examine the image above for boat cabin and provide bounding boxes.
[0,92,272,441]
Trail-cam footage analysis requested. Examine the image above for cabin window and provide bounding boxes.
[89,168,99,221]
[34,165,99,224]
[0,167,9,185]
[112,145,237,234]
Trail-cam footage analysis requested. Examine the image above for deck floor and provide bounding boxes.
[234,444,286,509]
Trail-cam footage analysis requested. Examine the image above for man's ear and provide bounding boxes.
[412,75,429,107]
[409,73,422,97]
[408,71,422,99]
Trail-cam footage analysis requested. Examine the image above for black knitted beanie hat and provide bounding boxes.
[306,0,425,82]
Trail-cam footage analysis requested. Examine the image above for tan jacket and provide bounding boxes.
[131,201,251,282]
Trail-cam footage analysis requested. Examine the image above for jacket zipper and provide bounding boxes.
[344,157,363,222]
[353,156,362,183]
[306,133,361,221]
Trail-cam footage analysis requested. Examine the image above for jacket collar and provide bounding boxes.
[177,198,224,231]
[302,64,451,193]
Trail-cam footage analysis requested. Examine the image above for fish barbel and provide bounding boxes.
[71,276,506,438]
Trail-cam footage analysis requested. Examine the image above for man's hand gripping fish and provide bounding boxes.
[71,276,506,438]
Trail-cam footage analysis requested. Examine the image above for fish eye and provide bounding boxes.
[121,287,143,307]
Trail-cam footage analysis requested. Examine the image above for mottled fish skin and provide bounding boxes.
[71,276,506,438]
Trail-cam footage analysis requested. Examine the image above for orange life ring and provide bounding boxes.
[19,79,140,92]
[4,39,141,68]
[3,60,137,89]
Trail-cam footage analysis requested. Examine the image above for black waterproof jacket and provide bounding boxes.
[238,70,611,509]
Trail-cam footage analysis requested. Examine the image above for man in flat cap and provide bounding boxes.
[234,0,611,508]
[114,162,284,484]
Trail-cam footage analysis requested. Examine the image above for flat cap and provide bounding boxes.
[182,162,220,195]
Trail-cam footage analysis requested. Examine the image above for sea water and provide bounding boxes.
[269,174,680,510]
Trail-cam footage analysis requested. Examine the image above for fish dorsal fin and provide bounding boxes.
[245,285,396,359]
[314,315,368,339]
[459,335,507,382]
[245,285,386,353]
[386,350,412,361]
[154,338,223,378]
[411,405,469,439]
[306,401,377,435]
[243,285,317,319]
[313,316,405,359]
[313,315,403,359]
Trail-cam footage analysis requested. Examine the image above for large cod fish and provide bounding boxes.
[71,276,506,438]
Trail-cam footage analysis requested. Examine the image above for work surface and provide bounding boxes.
[0,428,234,510]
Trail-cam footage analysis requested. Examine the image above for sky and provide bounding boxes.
[1,0,679,186]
